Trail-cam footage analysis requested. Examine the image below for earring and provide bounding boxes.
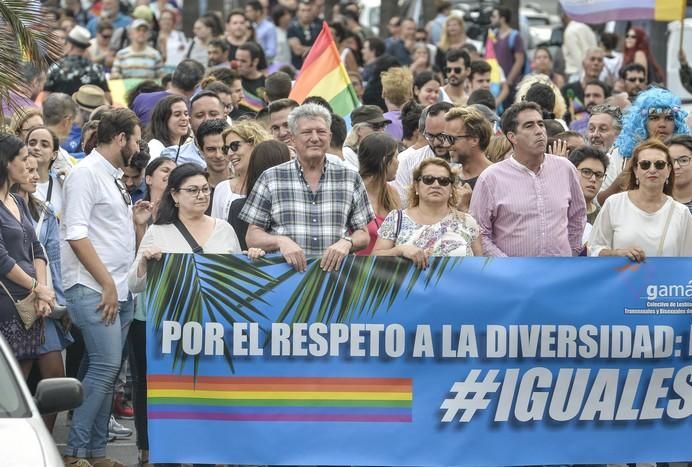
[635,178,639,186]
[665,179,668,185]
[175,201,179,207]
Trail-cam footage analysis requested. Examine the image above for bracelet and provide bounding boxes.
[31,279,38,291]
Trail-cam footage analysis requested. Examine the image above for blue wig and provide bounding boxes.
[614,87,689,158]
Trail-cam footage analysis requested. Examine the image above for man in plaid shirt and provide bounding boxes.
[240,103,374,272]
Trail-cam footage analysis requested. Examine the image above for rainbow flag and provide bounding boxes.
[288,21,361,117]
[483,30,505,106]
[558,0,685,23]
[148,375,412,422]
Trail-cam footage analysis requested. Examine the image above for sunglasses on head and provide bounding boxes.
[637,160,669,170]
[445,66,462,74]
[418,175,454,186]
[222,141,243,153]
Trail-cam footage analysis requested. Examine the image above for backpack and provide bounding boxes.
[508,30,531,77]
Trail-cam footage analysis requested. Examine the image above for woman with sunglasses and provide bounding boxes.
[211,120,271,221]
[128,163,248,466]
[147,95,190,159]
[589,139,692,260]
[622,27,664,84]
[373,158,482,268]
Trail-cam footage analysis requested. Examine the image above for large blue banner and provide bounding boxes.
[145,256,692,466]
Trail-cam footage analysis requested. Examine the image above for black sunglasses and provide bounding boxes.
[115,178,132,206]
[222,141,243,153]
[418,175,454,187]
[445,66,463,74]
[637,160,669,171]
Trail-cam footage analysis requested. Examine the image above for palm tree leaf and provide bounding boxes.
[0,1,62,121]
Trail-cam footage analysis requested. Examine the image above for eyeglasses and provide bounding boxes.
[424,132,446,144]
[637,160,670,171]
[578,168,605,180]
[440,133,473,145]
[626,77,646,83]
[672,155,691,167]
[626,34,637,39]
[101,33,112,39]
[222,141,244,153]
[114,178,132,206]
[417,175,454,186]
[178,185,211,197]
[445,67,463,74]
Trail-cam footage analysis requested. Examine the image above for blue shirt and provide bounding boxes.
[87,13,132,37]
[255,18,277,61]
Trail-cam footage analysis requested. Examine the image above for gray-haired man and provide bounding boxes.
[239,103,374,272]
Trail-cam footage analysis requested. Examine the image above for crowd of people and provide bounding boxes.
[0,0,691,466]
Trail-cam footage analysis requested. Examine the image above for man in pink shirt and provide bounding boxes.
[470,101,586,256]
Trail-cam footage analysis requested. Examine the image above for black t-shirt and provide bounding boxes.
[242,75,266,99]
[286,19,322,69]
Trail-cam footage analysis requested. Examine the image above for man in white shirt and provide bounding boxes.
[393,102,454,205]
[561,13,597,81]
[61,108,140,467]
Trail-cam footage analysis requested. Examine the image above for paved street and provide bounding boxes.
[53,412,140,467]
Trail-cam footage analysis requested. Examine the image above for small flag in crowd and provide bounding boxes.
[108,78,145,107]
[558,0,685,23]
[289,21,361,117]
[148,375,413,422]
[483,30,505,105]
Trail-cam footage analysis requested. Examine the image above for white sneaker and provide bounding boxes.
[107,415,132,441]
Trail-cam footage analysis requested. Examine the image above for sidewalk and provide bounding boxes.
[53,412,140,467]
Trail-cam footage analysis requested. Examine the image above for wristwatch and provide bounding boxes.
[341,235,353,250]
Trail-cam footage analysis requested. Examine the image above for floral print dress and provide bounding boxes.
[378,209,479,256]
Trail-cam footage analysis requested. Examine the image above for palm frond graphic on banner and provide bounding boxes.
[146,254,495,376]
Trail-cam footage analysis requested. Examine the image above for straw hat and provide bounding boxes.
[72,85,108,110]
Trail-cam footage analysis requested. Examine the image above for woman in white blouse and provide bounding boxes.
[589,139,692,259]
[127,163,261,465]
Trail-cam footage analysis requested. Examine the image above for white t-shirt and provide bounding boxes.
[211,180,244,221]
[589,192,692,257]
[36,174,64,219]
[128,219,240,293]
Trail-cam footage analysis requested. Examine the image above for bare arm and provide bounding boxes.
[288,37,308,57]
[507,51,525,85]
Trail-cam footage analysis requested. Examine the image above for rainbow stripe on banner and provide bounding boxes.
[148,375,413,422]
[288,21,361,117]
[558,0,685,23]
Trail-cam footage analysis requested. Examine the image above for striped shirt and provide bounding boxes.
[239,158,374,256]
[111,46,162,80]
[470,154,586,257]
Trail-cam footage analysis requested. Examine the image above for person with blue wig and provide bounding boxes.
[598,86,689,205]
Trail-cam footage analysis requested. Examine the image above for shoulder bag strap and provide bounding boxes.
[46,176,53,204]
[173,219,204,254]
[656,201,675,256]
[395,209,403,239]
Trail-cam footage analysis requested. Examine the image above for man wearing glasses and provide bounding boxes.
[619,63,648,102]
[440,49,470,106]
[470,101,586,257]
[393,102,454,206]
[61,108,141,467]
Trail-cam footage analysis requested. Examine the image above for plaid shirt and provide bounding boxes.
[239,158,374,256]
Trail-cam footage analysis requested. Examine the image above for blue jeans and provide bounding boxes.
[63,284,133,458]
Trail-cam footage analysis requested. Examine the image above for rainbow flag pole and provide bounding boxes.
[289,21,361,117]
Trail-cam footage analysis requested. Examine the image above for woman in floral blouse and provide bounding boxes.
[373,158,482,268]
